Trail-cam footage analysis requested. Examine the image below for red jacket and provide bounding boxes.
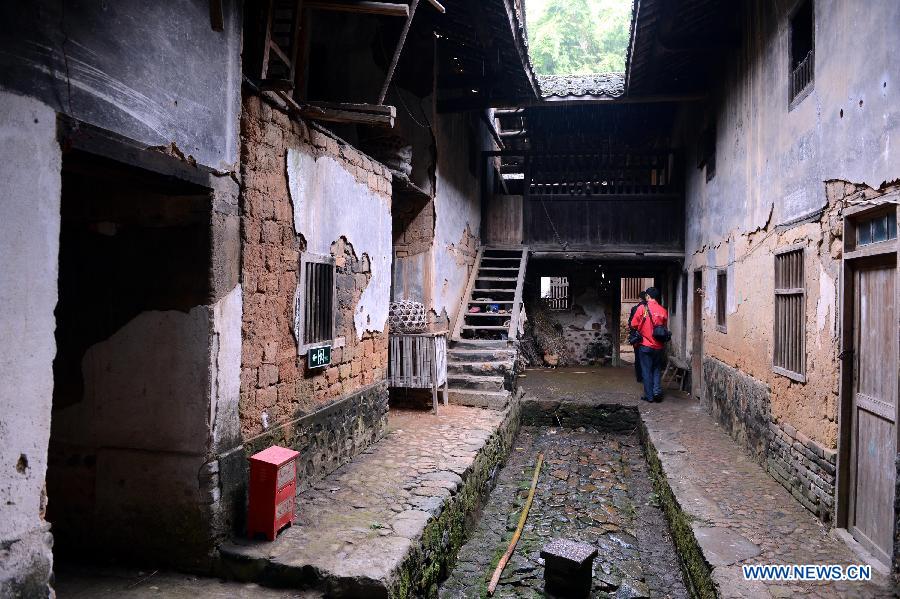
[630,299,669,350]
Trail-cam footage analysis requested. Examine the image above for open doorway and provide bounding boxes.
[47,150,215,570]
[618,277,654,366]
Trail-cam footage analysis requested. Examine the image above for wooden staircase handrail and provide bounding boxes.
[451,246,485,342]
[507,247,528,343]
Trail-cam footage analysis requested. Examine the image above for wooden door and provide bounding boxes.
[692,270,703,397]
[848,257,897,565]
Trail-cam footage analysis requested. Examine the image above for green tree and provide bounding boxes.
[528,0,631,74]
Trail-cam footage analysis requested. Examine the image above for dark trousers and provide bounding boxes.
[638,345,664,400]
[633,344,642,382]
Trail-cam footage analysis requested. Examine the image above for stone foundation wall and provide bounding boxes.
[701,357,771,464]
[702,357,840,522]
[767,419,836,521]
[217,382,389,535]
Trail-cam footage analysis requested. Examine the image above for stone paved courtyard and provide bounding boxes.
[221,404,515,596]
[439,427,688,598]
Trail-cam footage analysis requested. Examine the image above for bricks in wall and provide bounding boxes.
[239,93,391,444]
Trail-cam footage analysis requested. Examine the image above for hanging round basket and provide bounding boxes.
[389,299,427,333]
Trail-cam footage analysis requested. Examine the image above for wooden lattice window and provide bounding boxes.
[541,276,569,310]
[773,247,806,381]
[295,252,336,353]
[716,270,727,333]
[789,0,814,106]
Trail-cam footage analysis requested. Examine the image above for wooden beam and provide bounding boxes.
[275,93,396,127]
[304,0,409,17]
[377,0,420,105]
[425,0,445,13]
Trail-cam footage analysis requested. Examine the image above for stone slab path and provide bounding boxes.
[221,405,508,597]
[439,427,688,598]
[520,367,895,598]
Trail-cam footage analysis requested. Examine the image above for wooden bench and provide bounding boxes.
[662,355,690,392]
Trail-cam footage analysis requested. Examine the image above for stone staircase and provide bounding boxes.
[447,246,528,408]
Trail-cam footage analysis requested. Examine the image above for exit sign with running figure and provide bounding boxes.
[307,345,331,368]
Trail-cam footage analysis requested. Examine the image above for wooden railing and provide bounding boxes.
[790,50,814,103]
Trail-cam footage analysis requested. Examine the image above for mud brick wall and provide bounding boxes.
[767,419,836,521]
[239,93,390,465]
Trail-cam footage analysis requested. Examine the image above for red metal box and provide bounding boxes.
[247,445,299,541]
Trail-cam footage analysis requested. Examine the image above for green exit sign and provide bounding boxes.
[307,345,331,369]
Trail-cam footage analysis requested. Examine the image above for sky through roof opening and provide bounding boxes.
[525,0,632,75]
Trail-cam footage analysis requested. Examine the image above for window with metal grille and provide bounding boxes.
[773,247,805,381]
[540,276,569,310]
[789,0,814,105]
[295,253,335,352]
[856,211,897,247]
[716,270,727,332]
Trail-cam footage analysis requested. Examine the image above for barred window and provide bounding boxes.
[295,253,335,352]
[773,248,805,381]
[716,270,727,332]
[540,276,569,310]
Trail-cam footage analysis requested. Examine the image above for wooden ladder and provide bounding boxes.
[451,246,529,345]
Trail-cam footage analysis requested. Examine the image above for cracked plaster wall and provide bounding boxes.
[0,90,59,597]
[677,1,900,448]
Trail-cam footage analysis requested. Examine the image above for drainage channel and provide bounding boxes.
[439,417,689,598]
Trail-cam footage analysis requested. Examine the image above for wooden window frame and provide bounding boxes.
[295,251,337,354]
[773,244,807,382]
[716,269,727,333]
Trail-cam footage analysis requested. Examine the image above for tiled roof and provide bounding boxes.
[537,72,626,99]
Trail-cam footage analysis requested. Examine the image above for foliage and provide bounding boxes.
[527,0,631,75]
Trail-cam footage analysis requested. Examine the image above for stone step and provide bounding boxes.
[446,389,511,410]
[447,361,513,377]
[449,339,510,350]
[447,347,516,362]
[447,374,506,392]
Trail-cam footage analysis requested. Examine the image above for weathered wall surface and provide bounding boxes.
[0,91,60,597]
[239,95,391,487]
[0,0,242,171]
[431,113,485,329]
[679,1,900,450]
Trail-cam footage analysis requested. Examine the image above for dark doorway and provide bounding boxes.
[48,150,214,568]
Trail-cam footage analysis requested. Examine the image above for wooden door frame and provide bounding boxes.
[692,268,704,399]
[835,201,899,568]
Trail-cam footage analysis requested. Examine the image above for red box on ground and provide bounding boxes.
[247,445,300,541]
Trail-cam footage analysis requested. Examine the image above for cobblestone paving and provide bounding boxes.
[520,367,896,599]
[224,405,505,592]
[440,426,689,598]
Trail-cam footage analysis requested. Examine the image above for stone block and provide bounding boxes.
[540,538,597,598]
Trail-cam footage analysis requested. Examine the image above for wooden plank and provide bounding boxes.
[451,246,485,342]
[377,0,420,105]
[304,101,396,116]
[305,0,409,17]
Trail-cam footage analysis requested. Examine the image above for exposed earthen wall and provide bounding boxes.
[239,94,391,447]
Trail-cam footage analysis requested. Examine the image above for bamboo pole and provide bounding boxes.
[487,452,544,595]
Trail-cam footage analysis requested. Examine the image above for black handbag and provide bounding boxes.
[646,306,672,343]
[627,328,643,345]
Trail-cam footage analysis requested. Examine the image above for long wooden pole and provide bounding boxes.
[487,452,544,595]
